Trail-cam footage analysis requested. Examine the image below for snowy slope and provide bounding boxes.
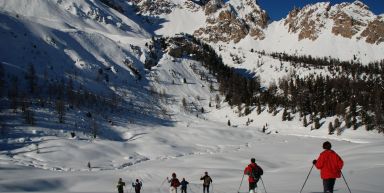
[0,0,159,109]
[0,1,383,192]
[0,122,383,193]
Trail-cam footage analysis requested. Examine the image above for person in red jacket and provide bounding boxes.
[168,173,181,193]
[313,141,344,193]
[244,158,263,193]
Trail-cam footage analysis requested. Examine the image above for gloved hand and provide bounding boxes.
[312,159,317,165]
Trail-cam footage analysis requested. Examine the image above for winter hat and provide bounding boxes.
[172,173,176,177]
[323,141,332,150]
[251,158,256,163]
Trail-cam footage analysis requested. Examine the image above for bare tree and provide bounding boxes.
[55,99,65,123]
[25,64,37,94]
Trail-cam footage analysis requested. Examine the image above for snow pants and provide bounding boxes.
[170,187,177,193]
[249,182,257,192]
[323,178,336,193]
[203,185,210,193]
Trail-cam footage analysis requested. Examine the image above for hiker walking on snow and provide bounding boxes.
[200,171,212,193]
[117,178,126,193]
[180,178,189,193]
[132,179,143,193]
[313,141,344,193]
[244,158,263,193]
[168,173,181,193]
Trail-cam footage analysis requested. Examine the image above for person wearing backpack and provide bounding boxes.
[180,178,189,193]
[244,158,263,193]
[200,171,212,193]
[116,178,126,193]
[313,141,344,193]
[132,179,143,193]
[168,173,181,193]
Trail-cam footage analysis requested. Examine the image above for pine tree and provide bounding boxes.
[25,64,37,94]
[24,108,35,125]
[182,97,187,110]
[215,94,220,109]
[9,76,19,112]
[352,116,358,130]
[303,116,308,127]
[244,105,251,116]
[257,102,262,114]
[282,109,287,121]
[334,118,340,128]
[314,117,320,129]
[0,62,4,96]
[91,119,98,139]
[328,122,334,135]
[55,99,65,123]
[345,113,352,128]
[227,120,231,126]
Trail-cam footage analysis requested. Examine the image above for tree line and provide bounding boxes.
[157,34,384,133]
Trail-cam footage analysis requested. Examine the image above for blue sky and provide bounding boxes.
[257,0,384,21]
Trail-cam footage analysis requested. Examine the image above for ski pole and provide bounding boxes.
[260,177,267,193]
[341,171,352,193]
[189,186,195,193]
[159,178,168,193]
[129,185,133,193]
[299,164,314,193]
[161,177,168,186]
[237,174,245,193]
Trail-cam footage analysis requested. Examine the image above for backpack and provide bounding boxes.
[134,182,142,190]
[250,165,263,179]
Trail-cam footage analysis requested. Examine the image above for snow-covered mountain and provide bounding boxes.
[128,0,384,63]
[0,1,384,192]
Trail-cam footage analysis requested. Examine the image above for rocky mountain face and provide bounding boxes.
[284,1,384,44]
[130,0,176,15]
[194,0,268,43]
[126,0,382,46]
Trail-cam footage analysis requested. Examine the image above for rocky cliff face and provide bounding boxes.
[360,16,384,45]
[124,0,383,45]
[283,1,384,44]
[284,2,330,41]
[129,0,177,15]
[194,0,268,43]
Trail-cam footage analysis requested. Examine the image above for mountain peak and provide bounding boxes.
[352,0,369,10]
[195,0,268,43]
[282,0,383,44]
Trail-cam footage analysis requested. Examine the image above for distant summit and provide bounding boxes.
[283,0,384,44]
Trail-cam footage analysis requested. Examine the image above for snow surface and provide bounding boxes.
[1,119,383,193]
[0,1,383,193]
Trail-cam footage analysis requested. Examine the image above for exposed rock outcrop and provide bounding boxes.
[194,0,268,43]
[361,18,384,44]
[283,0,384,44]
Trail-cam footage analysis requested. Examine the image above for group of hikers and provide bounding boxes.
[117,141,344,193]
[117,178,143,193]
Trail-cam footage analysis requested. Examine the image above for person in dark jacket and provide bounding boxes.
[117,178,126,193]
[180,178,189,193]
[313,141,344,193]
[244,158,263,193]
[200,171,212,193]
[132,179,142,193]
[168,173,181,193]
